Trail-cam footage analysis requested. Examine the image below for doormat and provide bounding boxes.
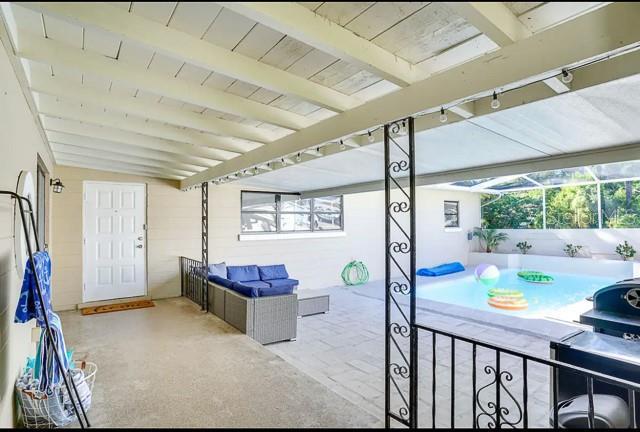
[81,300,155,316]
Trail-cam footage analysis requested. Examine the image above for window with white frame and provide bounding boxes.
[444,200,460,228]
[241,191,343,233]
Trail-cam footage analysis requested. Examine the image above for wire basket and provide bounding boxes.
[17,361,97,429]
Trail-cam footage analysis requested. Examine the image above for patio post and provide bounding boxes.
[384,117,417,428]
[202,181,209,312]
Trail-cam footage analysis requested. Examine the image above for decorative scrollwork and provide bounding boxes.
[390,322,410,338]
[390,121,402,135]
[398,406,409,420]
[475,366,523,429]
[389,201,410,213]
[390,281,410,295]
[391,363,410,379]
[389,160,409,174]
[389,241,410,254]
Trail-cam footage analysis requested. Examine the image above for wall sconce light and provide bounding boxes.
[50,178,65,193]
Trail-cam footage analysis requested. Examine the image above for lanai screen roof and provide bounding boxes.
[444,160,640,194]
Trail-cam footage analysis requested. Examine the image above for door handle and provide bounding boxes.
[138,236,143,241]
[136,244,143,249]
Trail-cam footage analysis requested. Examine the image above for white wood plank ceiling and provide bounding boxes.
[1,1,633,187]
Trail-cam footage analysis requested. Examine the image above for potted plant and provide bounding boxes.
[563,244,583,258]
[473,228,509,253]
[516,241,532,255]
[616,241,636,261]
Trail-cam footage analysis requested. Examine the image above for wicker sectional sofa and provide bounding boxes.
[205,264,298,344]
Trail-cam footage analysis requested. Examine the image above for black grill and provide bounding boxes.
[580,278,640,340]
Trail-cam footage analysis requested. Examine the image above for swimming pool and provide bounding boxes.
[416,269,618,318]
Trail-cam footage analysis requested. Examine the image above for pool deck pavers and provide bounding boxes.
[267,279,583,428]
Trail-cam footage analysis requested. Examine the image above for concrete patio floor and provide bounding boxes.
[59,297,379,428]
[268,281,583,428]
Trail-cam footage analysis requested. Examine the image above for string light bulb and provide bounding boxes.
[561,68,573,84]
[439,107,447,123]
[491,91,501,109]
[296,152,302,162]
[281,158,286,167]
[339,140,346,150]
[367,131,374,143]
[253,167,259,175]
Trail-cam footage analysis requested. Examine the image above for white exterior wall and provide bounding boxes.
[0,38,54,426]
[416,188,481,268]
[494,229,640,260]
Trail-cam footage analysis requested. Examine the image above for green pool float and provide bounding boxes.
[487,288,524,298]
[517,270,554,284]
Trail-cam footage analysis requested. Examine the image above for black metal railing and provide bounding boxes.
[180,256,205,308]
[414,323,640,429]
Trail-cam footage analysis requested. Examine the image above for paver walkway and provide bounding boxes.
[268,281,582,428]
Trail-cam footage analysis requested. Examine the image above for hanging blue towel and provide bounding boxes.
[15,251,54,326]
[14,251,70,391]
[417,262,465,277]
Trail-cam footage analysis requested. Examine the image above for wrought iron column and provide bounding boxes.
[384,117,417,428]
[201,181,209,311]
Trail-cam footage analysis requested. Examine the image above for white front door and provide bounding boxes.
[83,182,146,302]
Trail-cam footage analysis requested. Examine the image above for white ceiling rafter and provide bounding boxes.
[29,73,277,143]
[17,34,311,131]
[50,141,203,174]
[40,116,222,165]
[37,98,252,155]
[448,2,571,95]
[44,128,216,170]
[55,152,189,180]
[17,2,360,113]
[220,2,422,87]
[181,2,640,189]
[55,159,185,181]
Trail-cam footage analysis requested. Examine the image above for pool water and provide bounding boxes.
[415,269,618,318]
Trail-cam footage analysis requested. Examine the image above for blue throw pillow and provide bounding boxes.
[227,265,260,282]
[258,264,289,281]
[208,262,226,278]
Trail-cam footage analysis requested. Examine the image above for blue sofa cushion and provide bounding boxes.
[227,265,260,282]
[266,278,299,289]
[208,274,234,289]
[258,264,289,281]
[258,284,295,297]
[230,282,259,298]
[240,280,270,289]
[208,262,226,278]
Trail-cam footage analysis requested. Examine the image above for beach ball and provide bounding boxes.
[475,264,500,288]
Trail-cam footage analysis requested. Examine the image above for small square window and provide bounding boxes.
[444,201,459,228]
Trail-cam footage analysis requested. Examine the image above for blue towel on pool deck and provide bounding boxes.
[417,262,465,277]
